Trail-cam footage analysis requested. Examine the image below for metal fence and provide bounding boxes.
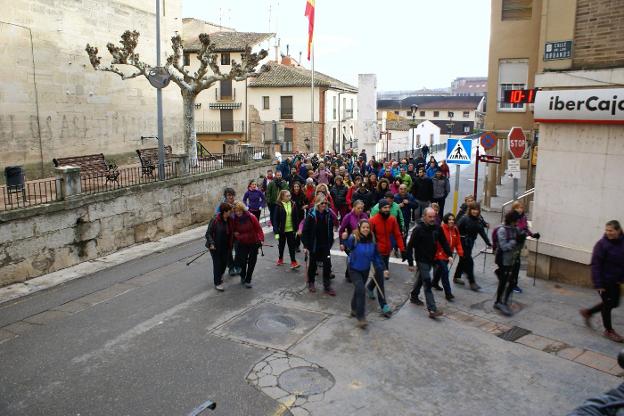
[376,143,447,163]
[80,161,178,195]
[1,178,63,211]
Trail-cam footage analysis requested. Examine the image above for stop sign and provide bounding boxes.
[508,127,526,159]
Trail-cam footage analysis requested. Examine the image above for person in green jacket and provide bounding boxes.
[398,167,412,190]
[266,170,289,224]
[370,191,405,231]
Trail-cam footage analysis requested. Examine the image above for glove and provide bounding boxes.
[275,234,280,240]
[533,232,541,240]
[516,233,527,244]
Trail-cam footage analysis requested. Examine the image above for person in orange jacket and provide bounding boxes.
[367,200,406,310]
[432,213,464,301]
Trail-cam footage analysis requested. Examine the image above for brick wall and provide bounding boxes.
[574,0,624,69]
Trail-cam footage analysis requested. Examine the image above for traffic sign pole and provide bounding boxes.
[473,146,479,199]
[453,164,460,215]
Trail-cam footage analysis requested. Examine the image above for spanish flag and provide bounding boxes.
[305,0,315,60]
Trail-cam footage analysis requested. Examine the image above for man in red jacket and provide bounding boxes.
[367,200,406,311]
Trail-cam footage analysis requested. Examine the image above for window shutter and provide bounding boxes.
[502,0,532,20]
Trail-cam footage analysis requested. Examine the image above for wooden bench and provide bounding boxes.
[136,146,173,176]
[53,153,119,183]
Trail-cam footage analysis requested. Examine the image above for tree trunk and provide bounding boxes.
[182,91,198,165]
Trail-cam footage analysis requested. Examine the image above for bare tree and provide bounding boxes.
[86,30,268,163]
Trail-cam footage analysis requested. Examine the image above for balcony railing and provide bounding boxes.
[215,87,236,101]
[344,109,354,119]
[195,120,246,133]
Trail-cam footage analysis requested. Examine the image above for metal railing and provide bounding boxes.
[195,120,245,133]
[1,178,63,211]
[375,143,447,163]
[215,87,236,101]
[500,188,535,222]
[80,161,178,195]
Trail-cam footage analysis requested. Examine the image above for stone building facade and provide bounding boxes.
[0,0,184,180]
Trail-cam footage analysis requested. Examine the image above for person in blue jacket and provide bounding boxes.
[344,218,391,329]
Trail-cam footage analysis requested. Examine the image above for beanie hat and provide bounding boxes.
[378,199,390,209]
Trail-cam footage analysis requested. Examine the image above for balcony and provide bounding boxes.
[215,87,236,102]
[195,120,246,133]
[344,109,354,119]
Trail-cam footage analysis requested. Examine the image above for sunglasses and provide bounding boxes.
[319,202,328,206]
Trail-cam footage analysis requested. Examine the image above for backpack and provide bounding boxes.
[492,225,513,266]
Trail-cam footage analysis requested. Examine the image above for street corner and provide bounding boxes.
[246,351,335,416]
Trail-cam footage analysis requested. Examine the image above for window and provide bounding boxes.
[183,53,190,66]
[280,96,293,119]
[220,79,232,100]
[419,111,425,117]
[281,128,293,153]
[332,128,338,152]
[447,111,454,118]
[262,96,270,110]
[463,111,470,118]
[221,52,231,65]
[332,96,337,119]
[463,124,471,134]
[416,134,421,145]
[430,134,434,146]
[498,59,528,111]
[394,111,399,115]
[343,97,347,118]
[407,111,412,117]
[433,111,439,117]
[502,0,532,20]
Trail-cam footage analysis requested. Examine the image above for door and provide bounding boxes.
[220,79,232,100]
[220,109,234,132]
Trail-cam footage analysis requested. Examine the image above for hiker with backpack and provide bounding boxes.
[206,203,234,292]
[509,201,540,294]
[431,213,464,301]
[339,200,369,282]
[345,219,390,328]
[493,211,526,316]
[407,207,453,318]
[454,202,492,291]
[232,202,265,289]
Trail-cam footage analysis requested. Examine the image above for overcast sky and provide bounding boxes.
[182,0,491,91]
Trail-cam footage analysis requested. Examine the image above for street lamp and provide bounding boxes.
[446,111,455,139]
[410,104,418,155]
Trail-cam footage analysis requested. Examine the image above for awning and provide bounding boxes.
[209,102,242,110]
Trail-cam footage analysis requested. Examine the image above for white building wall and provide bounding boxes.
[248,87,320,122]
[356,74,379,157]
[532,123,624,264]
[324,89,357,153]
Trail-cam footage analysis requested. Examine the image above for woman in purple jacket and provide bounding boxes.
[580,220,624,342]
[243,180,266,220]
[339,200,369,282]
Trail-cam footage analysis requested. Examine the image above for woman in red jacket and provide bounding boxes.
[232,202,265,288]
[432,213,464,301]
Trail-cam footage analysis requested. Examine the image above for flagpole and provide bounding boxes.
[311,44,315,154]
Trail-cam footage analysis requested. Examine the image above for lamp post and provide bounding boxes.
[446,111,455,140]
[410,104,418,156]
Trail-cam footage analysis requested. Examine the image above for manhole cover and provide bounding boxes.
[498,326,532,342]
[255,315,298,333]
[278,366,335,396]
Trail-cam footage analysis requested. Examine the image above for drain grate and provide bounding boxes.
[498,326,532,342]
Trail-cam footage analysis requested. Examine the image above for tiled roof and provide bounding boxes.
[249,62,357,92]
[184,31,274,52]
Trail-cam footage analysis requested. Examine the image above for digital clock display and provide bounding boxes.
[503,89,538,104]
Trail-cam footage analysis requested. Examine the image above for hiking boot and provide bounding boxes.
[428,310,443,319]
[290,261,300,269]
[513,286,523,294]
[579,308,592,328]
[276,258,284,266]
[308,283,316,293]
[494,302,513,316]
[356,319,368,329]
[469,282,481,292]
[244,282,253,289]
[410,297,424,306]
[445,294,455,302]
[604,329,624,343]
[453,278,465,286]
[382,304,393,318]
[367,289,376,300]
[324,287,336,296]
[215,284,225,292]
[350,310,357,318]
[432,284,443,291]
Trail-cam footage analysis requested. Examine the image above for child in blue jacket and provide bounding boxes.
[345,219,391,328]
[243,179,266,220]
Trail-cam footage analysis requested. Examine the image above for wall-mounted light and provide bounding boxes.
[194,103,202,110]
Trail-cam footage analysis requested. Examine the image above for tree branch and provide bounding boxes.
[167,34,194,83]
[195,33,220,81]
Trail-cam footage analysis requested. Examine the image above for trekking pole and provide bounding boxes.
[186,250,208,266]
[304,249,309,284]
[367,272,386,302]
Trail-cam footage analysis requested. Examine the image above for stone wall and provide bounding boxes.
[0,161,272,286]
[574,0,624,69]
[0,0,184,179]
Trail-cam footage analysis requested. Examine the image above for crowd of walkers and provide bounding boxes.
[204,149,624,341]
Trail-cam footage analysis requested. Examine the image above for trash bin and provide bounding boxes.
[5,165,26,205]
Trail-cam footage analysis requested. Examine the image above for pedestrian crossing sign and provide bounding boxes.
[446,138,472,165]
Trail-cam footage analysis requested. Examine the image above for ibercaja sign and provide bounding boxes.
[534,88,624,124]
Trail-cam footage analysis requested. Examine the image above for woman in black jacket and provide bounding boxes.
[206,203,234,292]
[454,202,492,291]
[273,190,301,269]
